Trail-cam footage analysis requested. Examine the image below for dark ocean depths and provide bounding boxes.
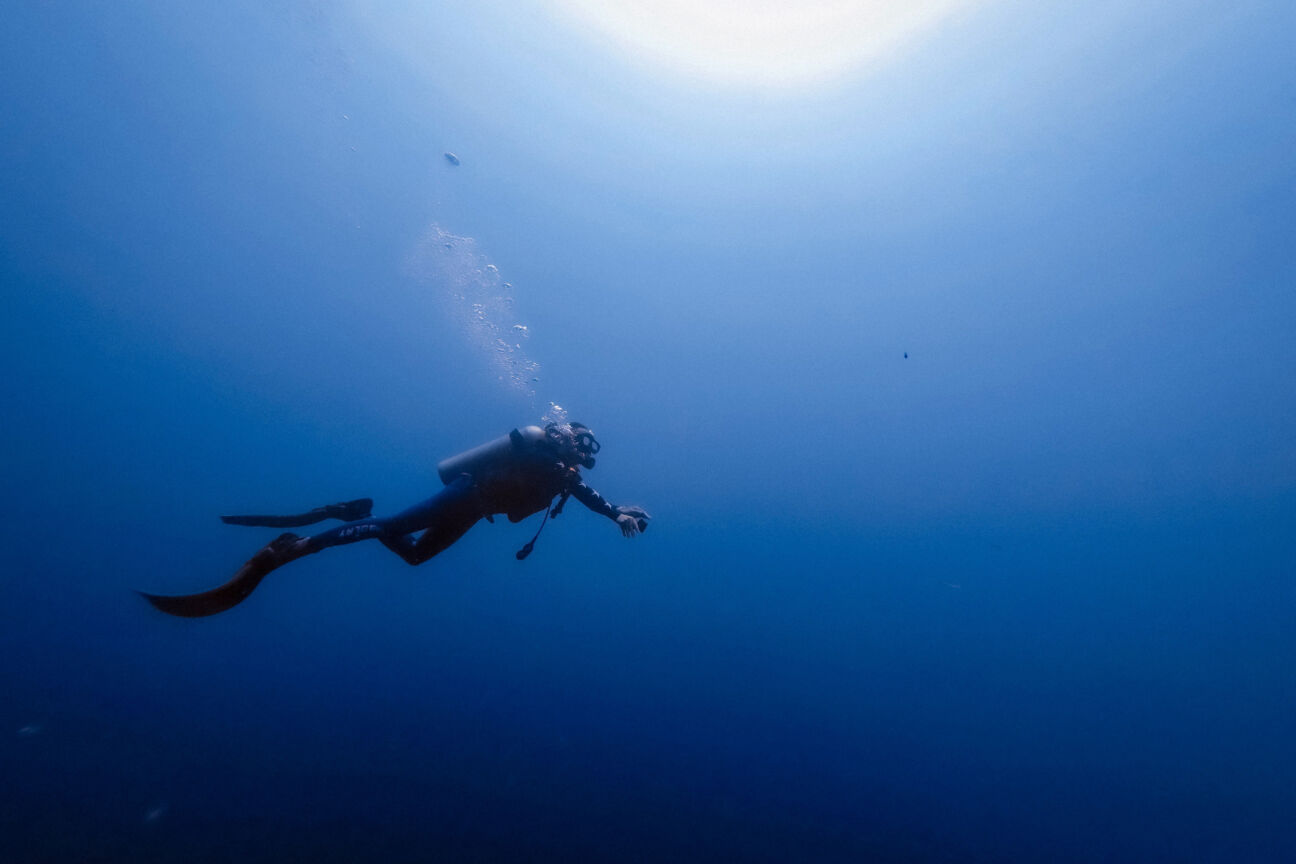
[3,1,1295,861]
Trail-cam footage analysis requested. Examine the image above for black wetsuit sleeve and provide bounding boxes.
[569,478,619,520]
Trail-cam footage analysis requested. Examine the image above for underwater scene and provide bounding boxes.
[2,1,1295,861]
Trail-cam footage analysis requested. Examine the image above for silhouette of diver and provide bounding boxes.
[141,422,650,617]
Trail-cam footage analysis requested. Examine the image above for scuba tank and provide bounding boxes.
[437,426,547,485]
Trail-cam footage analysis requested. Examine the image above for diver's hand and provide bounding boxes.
[615,506,651,537]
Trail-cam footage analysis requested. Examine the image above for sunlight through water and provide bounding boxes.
[545,0,986,88]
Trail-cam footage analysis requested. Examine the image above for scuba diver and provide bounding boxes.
[140,422,651,618]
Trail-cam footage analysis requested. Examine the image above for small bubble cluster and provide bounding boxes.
[407,225,541,396]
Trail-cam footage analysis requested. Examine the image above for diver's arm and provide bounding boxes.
[570,479,650,537]
[569,478,617,519]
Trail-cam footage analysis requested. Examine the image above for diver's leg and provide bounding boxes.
[142,496,442,617]
[221,499,373,527]
[139,483,475,617]
[380,506,481,565]
[298,514,395,553]
[300,475,481,564]
[377,475,483,566]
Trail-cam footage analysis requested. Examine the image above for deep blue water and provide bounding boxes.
[3,1,1295,861]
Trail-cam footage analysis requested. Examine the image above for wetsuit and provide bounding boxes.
[298,454,619,565]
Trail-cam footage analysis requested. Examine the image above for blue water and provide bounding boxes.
[3,1,1295,861]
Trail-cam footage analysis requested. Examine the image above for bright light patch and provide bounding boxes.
[547,0,981,88]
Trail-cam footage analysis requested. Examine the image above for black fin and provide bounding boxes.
[220,499,372,528]
[221,514,304,527]
[330,498,374,522]
[137,567,271,618]
[139,534,298,618]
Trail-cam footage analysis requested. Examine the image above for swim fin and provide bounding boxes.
[220,498,373,527]
[139,533,303,618]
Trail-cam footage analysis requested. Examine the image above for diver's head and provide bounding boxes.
[544,421,600,469]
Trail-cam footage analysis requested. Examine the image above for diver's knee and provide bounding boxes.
[388,544,430,566]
